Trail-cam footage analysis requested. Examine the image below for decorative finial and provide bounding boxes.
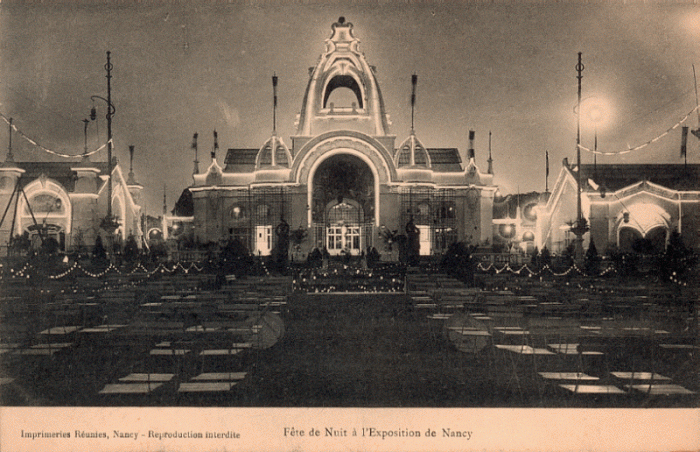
[127,145,137,184]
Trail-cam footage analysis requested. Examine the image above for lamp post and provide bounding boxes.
[91,51,120,256]
[571,52,589,264]
[81,119,90,159]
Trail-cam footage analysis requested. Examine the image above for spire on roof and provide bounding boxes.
[395,132,431,169]
[256,134,292,169]
[192,132,199,175]
[127,145,139,185]
[211,130,219,160]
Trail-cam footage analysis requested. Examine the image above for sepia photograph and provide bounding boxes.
[0,0,698,450]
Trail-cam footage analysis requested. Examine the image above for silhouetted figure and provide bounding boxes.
[274,218,290,268]
[405,216,420,265]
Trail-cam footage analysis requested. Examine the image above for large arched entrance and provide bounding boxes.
[311,154,374,255]
[17,180,71,252]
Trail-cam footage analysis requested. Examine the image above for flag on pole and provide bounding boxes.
[211,130,218,159]
[411,74,417,107]
[545,150,549,177]
[272,73,278,107]
[681,126,688,159]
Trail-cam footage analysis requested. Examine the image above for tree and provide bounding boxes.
[8,232,31,256]
[540,246,552,268]
[366,246,381,268]
[148,240,167,263]
[290,226,308,251]
[530,246,540,269]
[440,241,476,285]
[92,235,107,262]
[218,238,253,276]
[40,236,60,256]
[584,239,602,276]
[123,234,140,264]
[560,243,573,268]
[606,245,638,277]
[307,247,323,268]
[658,230,699,337]
[659,229,696,282]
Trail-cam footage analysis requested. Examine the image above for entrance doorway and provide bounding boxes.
[255,225,272,256]
[311,154,375,254]
[326,201,362,255]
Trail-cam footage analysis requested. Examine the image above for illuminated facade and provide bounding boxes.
[0,156,143,255]
[492,192,548,255]
[537,163,700,254]
[179,18,497,258]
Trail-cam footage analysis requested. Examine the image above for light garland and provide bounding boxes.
[577,104,700,156]
[477,261,597,278]
[0,112,113,159]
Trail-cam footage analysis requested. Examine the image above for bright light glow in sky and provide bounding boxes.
[580,96,615,132]
[0,1,698,215]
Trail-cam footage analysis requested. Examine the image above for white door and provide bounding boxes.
[417,225,431,256]
[255,225,272,256]
[326,224,361,255]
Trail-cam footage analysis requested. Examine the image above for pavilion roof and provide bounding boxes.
[577,164,700,192]
[11,161,109,192]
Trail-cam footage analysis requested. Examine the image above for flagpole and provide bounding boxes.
[681,126,688,167]
[545,150,549,194]
[272,73,278,133]
[411,74,417,132]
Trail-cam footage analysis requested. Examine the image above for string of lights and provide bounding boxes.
[577,104,700,156]
[477,262,586,277]
[0,111,112,159]
[4,260,205,280]
[1,259,693,284]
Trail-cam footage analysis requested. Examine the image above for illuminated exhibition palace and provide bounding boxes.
[167,17,498,258]
[1,18,698,259]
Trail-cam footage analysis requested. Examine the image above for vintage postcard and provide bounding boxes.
[0,0,698,451]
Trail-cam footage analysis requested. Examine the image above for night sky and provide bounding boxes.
[1,1,699,215]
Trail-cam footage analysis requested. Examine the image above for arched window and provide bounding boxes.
[25,194,65,215]
[18,178,71,237]
[415,201,430,223]
[256,204,270,222]
[231,204,247,220]
[323,74,363,109]
[328,201,363,223]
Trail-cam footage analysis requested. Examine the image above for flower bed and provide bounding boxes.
[293,263,405,293]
